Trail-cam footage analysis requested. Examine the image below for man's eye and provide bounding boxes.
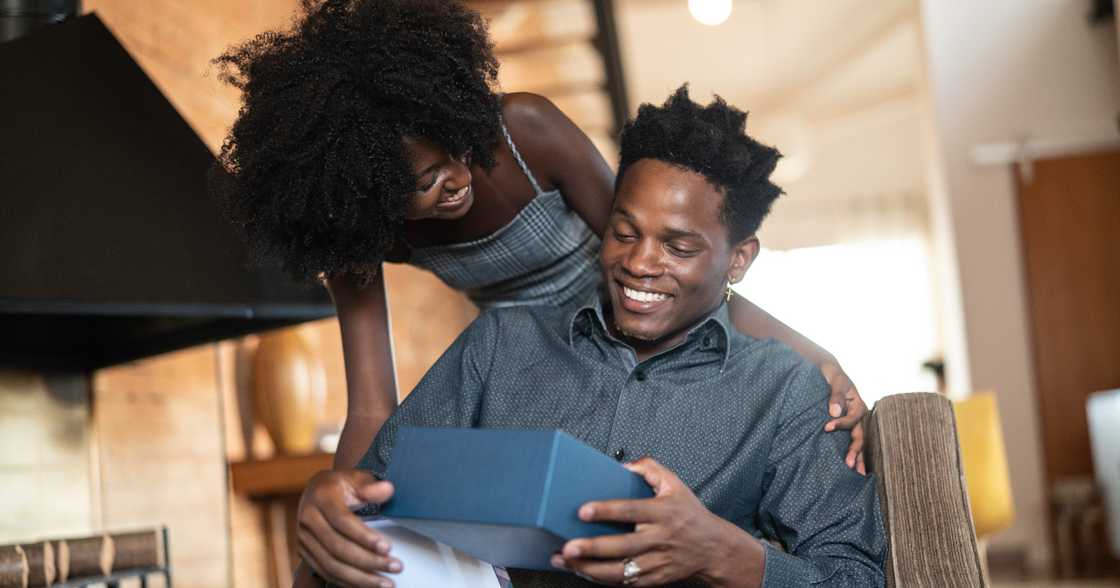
[612,229,637,242]
[668,244,698,257]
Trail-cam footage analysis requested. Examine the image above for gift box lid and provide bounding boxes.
[380,427,654,569]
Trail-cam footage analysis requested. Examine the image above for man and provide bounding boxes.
[296,86,886,588]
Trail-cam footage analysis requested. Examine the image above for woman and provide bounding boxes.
[211,0,867,476]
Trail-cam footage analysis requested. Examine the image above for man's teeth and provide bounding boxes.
[622,286,669,303]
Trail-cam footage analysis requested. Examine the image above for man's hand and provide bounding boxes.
[819,361,867,474]
[552,458,764,587]
[296,469,402,588]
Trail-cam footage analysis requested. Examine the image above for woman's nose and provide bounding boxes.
[443,156,472,192]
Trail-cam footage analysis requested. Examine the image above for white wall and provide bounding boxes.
[919,0,1120,571]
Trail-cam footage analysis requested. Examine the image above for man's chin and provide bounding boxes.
[613,320,665,343]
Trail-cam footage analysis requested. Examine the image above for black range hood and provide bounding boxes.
[0,12,334,371]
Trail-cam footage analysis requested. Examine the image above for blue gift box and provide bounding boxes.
[380,427,655,570]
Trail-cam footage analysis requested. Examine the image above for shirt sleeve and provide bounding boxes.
[356,310,500,478]
[756,362,886,587]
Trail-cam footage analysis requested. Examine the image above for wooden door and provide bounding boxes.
[1016,149,1120,486]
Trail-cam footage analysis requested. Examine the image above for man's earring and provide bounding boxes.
[725,285,734,302]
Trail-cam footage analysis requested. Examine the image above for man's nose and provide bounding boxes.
[622,239,663,277]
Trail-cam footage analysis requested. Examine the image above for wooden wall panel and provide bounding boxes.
[1016,150,1120,484]
[94,346,230,588]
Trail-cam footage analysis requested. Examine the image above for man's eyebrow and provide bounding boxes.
[614,206,706,241]
[662,227,704,240]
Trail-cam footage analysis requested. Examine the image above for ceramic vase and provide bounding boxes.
[252,329,327,455]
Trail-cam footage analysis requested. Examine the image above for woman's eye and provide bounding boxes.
[417,174,438,193]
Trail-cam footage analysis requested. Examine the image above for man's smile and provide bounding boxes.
[616,280,674,314]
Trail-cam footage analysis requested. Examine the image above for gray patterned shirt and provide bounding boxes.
[360,299,886,587]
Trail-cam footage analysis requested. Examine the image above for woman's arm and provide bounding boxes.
[324,270,399,470]
[728,295,834,364]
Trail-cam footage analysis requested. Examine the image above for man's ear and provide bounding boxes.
[727,236,760,285]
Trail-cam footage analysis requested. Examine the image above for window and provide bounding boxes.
[733,238,940,405]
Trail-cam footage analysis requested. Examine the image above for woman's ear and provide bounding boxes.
[727,236,760,285]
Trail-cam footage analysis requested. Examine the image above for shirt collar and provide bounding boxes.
[568,294,734,371]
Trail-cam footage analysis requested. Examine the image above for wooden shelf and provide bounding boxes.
[229,453,334,499]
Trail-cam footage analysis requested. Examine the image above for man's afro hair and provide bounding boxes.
[209,0,502,283]
[617,84,783,243]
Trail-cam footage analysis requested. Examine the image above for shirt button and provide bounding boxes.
[634,370,647,382]
[613,448,626,461]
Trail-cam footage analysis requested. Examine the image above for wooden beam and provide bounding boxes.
[592,0,630,134]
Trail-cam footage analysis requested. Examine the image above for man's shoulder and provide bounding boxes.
[468,304,572,342]
[730,336,830,419]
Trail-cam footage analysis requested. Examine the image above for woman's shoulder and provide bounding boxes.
[499,93,577,156]
[497,92,606,191]
[500,92,564,128]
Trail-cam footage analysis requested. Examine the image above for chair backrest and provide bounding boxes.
[863,393,986,587]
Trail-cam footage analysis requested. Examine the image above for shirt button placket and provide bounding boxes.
[607,367,647,467]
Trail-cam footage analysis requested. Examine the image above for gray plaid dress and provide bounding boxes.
[402,123,602,311]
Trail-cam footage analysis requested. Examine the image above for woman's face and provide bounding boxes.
[402,137,474,221]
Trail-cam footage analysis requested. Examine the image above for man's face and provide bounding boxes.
[600,158,756,357]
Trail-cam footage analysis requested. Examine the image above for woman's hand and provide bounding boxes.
[819,361,867,474]
[296,469,401,587]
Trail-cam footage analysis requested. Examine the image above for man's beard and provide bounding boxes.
[613,320,657,342]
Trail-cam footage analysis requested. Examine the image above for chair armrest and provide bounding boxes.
[863,393,986,587]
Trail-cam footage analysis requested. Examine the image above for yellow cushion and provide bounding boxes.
[953,392,1015,537]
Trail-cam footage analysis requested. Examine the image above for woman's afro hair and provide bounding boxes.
[209,0,502,283]
[617,84,783,243]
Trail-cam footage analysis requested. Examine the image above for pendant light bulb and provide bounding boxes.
[688,0,732,26]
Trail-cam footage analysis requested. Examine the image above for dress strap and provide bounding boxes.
[500,117,545,197]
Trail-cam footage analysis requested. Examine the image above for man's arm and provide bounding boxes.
[752,362,885,586]
[357,310,501,477]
